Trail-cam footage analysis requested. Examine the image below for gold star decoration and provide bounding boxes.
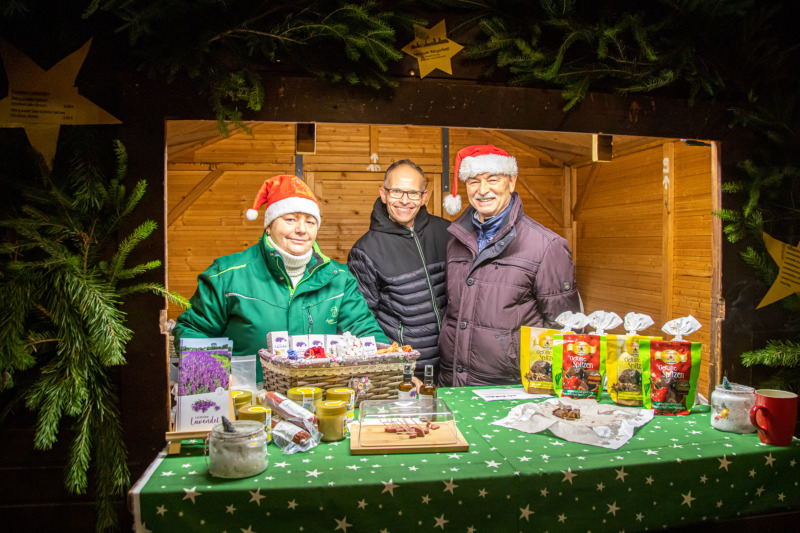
[0,39,121,166]
[757,232,800,309]
[401,20,463,79]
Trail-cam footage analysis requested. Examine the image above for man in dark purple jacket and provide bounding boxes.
[439,145,581,387]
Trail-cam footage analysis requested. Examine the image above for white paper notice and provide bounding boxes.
[472,388,552,402]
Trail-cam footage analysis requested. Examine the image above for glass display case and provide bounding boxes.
[354,398,462,451]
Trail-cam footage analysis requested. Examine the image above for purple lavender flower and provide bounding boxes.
[191,399,220,413]
[179,351,230,395]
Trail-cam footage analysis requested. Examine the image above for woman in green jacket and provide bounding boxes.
[173,174,389,383]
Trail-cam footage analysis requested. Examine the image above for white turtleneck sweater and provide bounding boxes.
[268,236,312,287]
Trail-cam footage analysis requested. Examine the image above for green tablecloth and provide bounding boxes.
[131,387,800,532]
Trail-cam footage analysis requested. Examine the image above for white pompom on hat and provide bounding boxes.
[245,174,321,227]
[443,144,518,215]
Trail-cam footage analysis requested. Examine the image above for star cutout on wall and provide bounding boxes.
[0,40,121,165]
[519,504,534,521]
[443,478,458,494]
[401,20,464,79]
[334,516,352,532]
[182,486,201,503]
[757,233,800,308]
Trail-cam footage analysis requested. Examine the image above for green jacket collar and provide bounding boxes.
[260,232,331,279]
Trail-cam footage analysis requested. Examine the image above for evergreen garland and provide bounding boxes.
[0,131,188,531]
[85,0,424,131]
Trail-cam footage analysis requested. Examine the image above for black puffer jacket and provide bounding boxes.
[347,199,451,377]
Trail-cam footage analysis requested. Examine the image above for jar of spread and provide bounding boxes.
[711,383,756,433]
[325,387,355,432]
[316,400,348,442]
[207,420,268,478]
[237,405,272,442]
[287,386,323,413]
[232,389,253,416]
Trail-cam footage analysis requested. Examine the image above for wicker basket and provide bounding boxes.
[260,354,419,406]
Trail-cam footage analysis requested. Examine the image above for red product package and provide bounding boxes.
[552,333,606,400]
[639,339,701,415]
[260,391,319,429]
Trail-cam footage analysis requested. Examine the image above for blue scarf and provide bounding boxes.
[472,197,514,252]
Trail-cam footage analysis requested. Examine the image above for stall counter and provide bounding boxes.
[130,386,800,532]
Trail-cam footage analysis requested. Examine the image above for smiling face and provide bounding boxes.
[465,172,517,222]
[379,164,428,228]
[268,212,318,256]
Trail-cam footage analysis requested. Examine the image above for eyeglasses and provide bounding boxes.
[383,188,424,201]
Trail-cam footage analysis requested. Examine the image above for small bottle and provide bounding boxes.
[418,364,437,419]
[398,363,417,400]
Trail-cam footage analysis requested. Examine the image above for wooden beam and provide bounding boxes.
[661,142,675,324]
[516,175,563,228]
[572,163,601,220]
[708,141,724,397]
[485,130,564,168]
[167,168,225,227]
[369,125,379,156]
[562,165,574,253]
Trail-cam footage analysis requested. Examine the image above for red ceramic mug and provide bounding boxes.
[749,389,798,446]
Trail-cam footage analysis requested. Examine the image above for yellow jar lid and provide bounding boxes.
[238,405,271,422]
[316,400,347,416]
[232,390,253,405]
[287,386,322,400]
[326,388,355,402]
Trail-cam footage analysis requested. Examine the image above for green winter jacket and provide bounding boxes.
[173,233,389,382]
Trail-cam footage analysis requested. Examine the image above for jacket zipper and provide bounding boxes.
[308,309,313,334]
[398,322,404,345]
[410,229,441,331]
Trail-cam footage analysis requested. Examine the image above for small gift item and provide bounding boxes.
[607,313,657,407]
[640,315,703,415]
[711,377,756,433]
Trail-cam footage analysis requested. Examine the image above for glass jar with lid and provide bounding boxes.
[207,420,268,478]
[287,386,323,413]
[316,400,348,442]
[711,383,756,434]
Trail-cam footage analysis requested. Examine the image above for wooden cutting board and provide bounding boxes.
[349,420,469,455]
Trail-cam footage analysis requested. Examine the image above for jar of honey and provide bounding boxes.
[287,386,323,413]
[316,400,348,442]
[325,387,355,431]
[232,390,253,416]
[237,405,272,442]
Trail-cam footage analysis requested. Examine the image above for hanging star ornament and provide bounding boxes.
[756,232,800,308]
[0,39,121,166]
[401,20,463,79]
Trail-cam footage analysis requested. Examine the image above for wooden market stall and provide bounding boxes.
[165,121,717,395]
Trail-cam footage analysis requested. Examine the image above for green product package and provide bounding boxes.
[639,339,702,415]
[552,333,606,401]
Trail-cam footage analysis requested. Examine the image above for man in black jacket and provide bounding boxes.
[348,160,451,383]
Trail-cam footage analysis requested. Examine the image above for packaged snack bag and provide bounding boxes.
[640,316,702,415]
[520,311,586,394]
[607,313,659,406]
[554,311,621,400]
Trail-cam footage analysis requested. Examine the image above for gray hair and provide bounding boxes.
[384,159,426,190]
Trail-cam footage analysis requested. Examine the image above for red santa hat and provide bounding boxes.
[245,175,321,227]
[443,144,518,215]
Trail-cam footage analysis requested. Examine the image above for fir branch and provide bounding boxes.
[741,339,800,368]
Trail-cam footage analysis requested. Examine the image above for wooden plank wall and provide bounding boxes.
[166,122,714,395]
[574,141,713,395]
